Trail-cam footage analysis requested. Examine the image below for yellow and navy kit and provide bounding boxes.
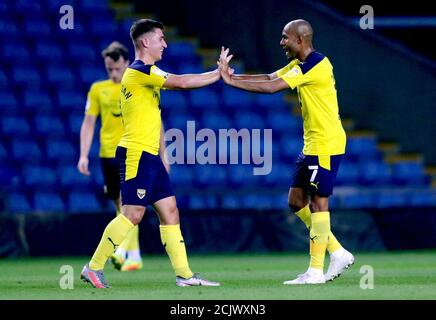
[118,60,168,155]
[277,51,346,156]
[85,79,124,158]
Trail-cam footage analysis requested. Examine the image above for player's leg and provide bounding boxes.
[81,206,138,288]
[288,160,342,255]
[152,196,220,287]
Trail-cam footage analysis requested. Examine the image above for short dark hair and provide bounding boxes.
[130,19,164,48]
[101,41,129,62]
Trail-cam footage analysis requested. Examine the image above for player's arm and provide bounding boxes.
[163,69,220,90]
[231,72,278,81]
[221,74,289,94]
[160,123,170,173]
[77,114,97,176]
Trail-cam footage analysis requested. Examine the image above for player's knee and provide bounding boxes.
[288,198,306,213]
[309,199,328,213]
[123,207,144,225]
[161,205,180,225]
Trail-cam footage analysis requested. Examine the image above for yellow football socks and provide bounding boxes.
[160,224,193,279]
[89,214,134,270]
[309,212,330,270]
[295,205,342,254]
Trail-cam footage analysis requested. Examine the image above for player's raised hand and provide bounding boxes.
[77,156,91,176]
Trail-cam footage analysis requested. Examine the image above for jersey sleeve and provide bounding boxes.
[85,83,100,116]
[279,64,312,89]
[275,59,299,77]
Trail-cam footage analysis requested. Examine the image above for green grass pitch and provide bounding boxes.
[0,251,435,300]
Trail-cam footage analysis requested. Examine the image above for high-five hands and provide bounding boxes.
[218,46,234,83]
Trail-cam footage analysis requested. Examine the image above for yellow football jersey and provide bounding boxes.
[118,60,168,155]
[277,52,346,156]
[85,79,124,158]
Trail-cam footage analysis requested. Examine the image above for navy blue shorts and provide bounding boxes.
[100,157,121,200]
[291,153,342,197]
[116,147,174,207]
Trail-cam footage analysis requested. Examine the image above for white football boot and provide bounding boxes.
[324,248,355,281]
[283,268,326,285]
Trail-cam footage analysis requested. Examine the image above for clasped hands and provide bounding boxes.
[217,46,234,83]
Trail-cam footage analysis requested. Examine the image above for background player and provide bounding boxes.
[81,19,229,288]
[218,19,354,284]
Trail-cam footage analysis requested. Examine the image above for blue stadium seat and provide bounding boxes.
[227,165,260,187]
[14,0,43,13]
[0,143,6,161]
[165,41,197,59]
[24,18,51,37]
[189,88,220,109]
[12,140,42,162]
[0,70,7,89]
[68,43,98,64]
[46,65,75,88]
[46,140,76,160]
[1,116,30,137]
[240,194,274,209]
[335,162,360,185]
[410,189,436,207]
[337,188,374,208]
[57,90,86,111]
[68,113,85,134]
[34,116,65,138]
[12,66,40,88]
[233,111,266,129]
[87,18,118,35]
[58,165,92,187]
[33,192,65,212]
[164,112,190,131]
[346,136,379,161]
[221,194,241,209]
[222,87,254,108]
[47,0,78,10]
[195,165,227,187]
[188,195,218,209]
[391,160,429,186]
[201,112,232,130]
[35,42,63,63]
[161,91,188,110]
[4,45,30,65]
[78,66,106,86]
[267,112,301,133]
[375,190,407,208]
[279,135,304,160]
[79,0,111,11]
[0,19,19,38]
[6,193,32,213]
[23,91,53,112]
[359,161,391,186]
[23,165,57,187]
[176,63,204,74]
[255,92,287,109]
[170,165,194,186]
[68,192,102,213]
[0,93,18,115]
[263,163,292,187]
[0,164,21,188]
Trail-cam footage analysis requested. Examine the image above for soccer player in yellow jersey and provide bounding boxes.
[81,19,226,288]
[219,19,354,284]
[77,42,149,272]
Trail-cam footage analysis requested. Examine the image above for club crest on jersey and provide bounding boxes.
[137,189,146,199]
